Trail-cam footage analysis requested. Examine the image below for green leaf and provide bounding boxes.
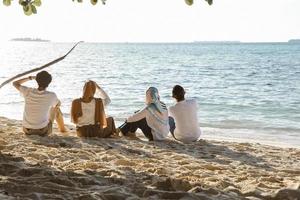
[185,0,193,6]
[20,0,28,6]
[32,0,41,7]
[77,0,83,2]
[23,5,33,16]
[31,4,37,14]
[206,0,213,5]
[3,0,11,6]
[91,0,97,5]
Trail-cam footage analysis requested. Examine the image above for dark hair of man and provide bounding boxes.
[36,71,52,89]
[172,85,185,102]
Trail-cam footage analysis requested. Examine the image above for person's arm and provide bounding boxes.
[54,99,61,108]
[94,83,111,106]
[12,76,35,91]
[127,108,147,123]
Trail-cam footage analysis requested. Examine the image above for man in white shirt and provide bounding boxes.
[168,85,201,142]
[13,71,66,136]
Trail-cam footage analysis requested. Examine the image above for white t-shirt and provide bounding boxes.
[168,99,201,142]
[19,86,59,129]
[127,107,170,141]
[76,88,111,127]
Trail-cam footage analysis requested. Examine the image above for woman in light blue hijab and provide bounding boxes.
[119,87,169,141]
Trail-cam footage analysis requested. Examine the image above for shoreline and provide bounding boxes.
[2,115,298,150]
[202,134,300,150]
[0,116,300,199]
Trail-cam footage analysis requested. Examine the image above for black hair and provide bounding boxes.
[36,71,52,89]
[172,85,185,101]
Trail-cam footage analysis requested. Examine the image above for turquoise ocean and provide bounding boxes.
[0,42,299,148]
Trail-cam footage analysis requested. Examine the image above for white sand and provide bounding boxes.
[0,117,299,200]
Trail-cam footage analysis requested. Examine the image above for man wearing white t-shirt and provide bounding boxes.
[168,85,201,142]
[13,71,66,136]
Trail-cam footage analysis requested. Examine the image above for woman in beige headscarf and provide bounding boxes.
[71,80,116,137]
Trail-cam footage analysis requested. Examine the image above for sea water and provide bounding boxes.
[0,42,299,148]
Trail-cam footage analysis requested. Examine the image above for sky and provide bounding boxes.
[0,0,300,42]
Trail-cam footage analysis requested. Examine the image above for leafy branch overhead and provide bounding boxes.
[2,0,212,16]
[185,0,213,6]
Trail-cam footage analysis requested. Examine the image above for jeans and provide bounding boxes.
[169,117,176,139]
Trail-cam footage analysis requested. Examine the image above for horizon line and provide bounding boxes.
[3,40,300,44]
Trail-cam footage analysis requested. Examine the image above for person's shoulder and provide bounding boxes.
[43,89,55,94]
[20,85,30,89]
[93,98,103,105]
[186,98,197,104]
[45,90,58,97]
[184,99,197,108]
[168,104,176,111]
[19,86,33,97]
[20,85,33,92]
[94,98,103,102]
[72,98,81,103]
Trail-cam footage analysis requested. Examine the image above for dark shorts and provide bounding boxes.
[23,121,53,137]
[76,117,116,138]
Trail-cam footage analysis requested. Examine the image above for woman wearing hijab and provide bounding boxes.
[71,80,116,137]
[119,87,169,141]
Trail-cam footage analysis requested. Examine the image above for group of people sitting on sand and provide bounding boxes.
[13,71,201,142]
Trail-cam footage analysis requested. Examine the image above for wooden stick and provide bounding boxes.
[0,41,83,89]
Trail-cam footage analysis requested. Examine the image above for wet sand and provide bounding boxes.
[0,117,299,200]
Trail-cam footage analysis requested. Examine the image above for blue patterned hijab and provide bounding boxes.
[145,87,167,114]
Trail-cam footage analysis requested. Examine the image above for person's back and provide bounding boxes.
[125,103,169,140]
[13,70,66,136]
[145,106,169,140]
[168,85,201,142]
[22,87,59,129]
[119,87,169,141]
[169,99,201,142]
[71,81,116,138]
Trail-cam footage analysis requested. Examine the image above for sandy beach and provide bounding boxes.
[0,116,299,200]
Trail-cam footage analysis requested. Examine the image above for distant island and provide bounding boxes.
[193,41,241,44]
[288,39,300,43]
[10,37,50,42]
